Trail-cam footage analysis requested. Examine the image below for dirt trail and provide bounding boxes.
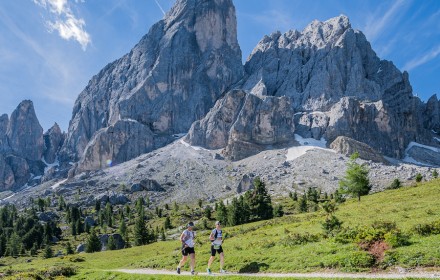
[114,268,440,278]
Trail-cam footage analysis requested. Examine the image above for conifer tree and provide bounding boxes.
[215,201,228,225]
[65,242,74,255]
[299,193,308,213]
[107,235,117,250]
[134,212,147,246]
[164,216,172,230]
[44,244,53,259]
[339,152,371,201]
[85,228,102,253]
[248,177,273,221]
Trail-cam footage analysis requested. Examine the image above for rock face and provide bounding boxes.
[186,15,437,162]
[186,90,295,160]
[0,101,47,191]
[423,95,440,133]
[43,123,64,164]
[7,100,44,161]
[330,136,386,163]
[61,0,243,171]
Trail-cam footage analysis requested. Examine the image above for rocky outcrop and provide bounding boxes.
[0,101,47,191]
[77,120,155,171]
[186,90,295,160]
[406,144,440,166]
[61,0,244,170]
[185,90,248,149]
[423,95,440,133]
[0,114,10,154]
[6,100,44,161]
[0,155,15,191]
[43,123,64,164]
[330,136,386,163]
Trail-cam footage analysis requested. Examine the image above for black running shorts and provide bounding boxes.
[182,246,195,256]
[210,245,223,256]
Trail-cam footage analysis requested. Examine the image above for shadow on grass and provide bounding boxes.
[238,262,269,273]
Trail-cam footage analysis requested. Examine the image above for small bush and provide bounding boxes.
[412,220,440,236]
[69,256,85,262]
[384,230,411,248]
[279,232,320,247]
[387,179,402,190]
[342,251,375,269]
[44,266,77,277]
[322,215,343,237]
[415,173,423,182]
[433,169,438,179]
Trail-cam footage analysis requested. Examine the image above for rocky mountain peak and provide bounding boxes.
[300,14,351,49]
[6,100,44,161]
[43,122,65,164]
[61,0,243,171]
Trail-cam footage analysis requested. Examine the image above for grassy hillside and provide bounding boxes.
[1,179,440,279]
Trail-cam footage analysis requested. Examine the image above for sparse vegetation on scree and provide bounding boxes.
[0,166,439,279]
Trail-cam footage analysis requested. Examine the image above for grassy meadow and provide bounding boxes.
[1,179,439,279]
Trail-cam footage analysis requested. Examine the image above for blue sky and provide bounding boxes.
[0,0,439,132]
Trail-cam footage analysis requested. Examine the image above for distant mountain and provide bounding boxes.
[186,15,440,163]
[0,101,64,191]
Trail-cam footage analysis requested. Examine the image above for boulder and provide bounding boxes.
[330,136,387,163]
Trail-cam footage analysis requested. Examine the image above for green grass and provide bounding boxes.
[1,179,440,278]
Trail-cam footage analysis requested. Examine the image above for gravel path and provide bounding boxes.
[114,268,440,278]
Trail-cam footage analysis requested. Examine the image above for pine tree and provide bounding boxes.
[134,212,147,246]
[164,216,172,230]
[58,195,65,211]
[248,177,273,221]
[85,228,102,253]
[105,202,113,227]
[299,193,308,213]
[65,242,74,255]
[273,204,284,217]
[389,179,402,190]
[107,235,117,250]
[339,152,371,201]
[204,205,212,220]
[119,219,127,239]
[215,201,228,225]
[293,191,298,201]
[433,169,439,179]
[227,197,240,226]
[44,244,53,259]
[161,228,166,241]
[198,199,203,208]
[30,242,38,256]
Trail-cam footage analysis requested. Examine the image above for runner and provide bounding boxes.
[207,221,226,275]
[177,222,197,275]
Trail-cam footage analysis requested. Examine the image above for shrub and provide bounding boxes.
[322,215,343,237]
[433,169,439,179]
[44,266,77,277]
[384,230,411,248]
[412,220,440,236]
[387,179,402,190]
[415,173,423,182]
[279,232,320,247]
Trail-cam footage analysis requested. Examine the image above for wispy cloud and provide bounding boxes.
[154,0,166,16]
[33,0,91,50]
[404,45,440,71]
[363,0,407,42]
[0,5,80,105]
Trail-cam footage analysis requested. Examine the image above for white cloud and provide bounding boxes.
[403,45,440,71]
[363,0,407,42]
[33,0,91,50]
